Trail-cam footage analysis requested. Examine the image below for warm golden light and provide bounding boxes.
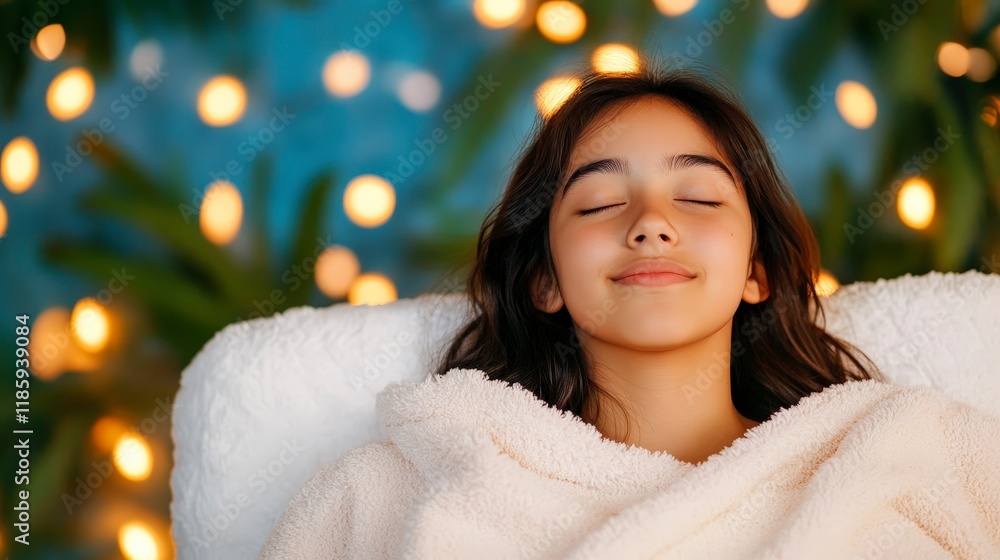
[71,298,110,353]
[27,308,72,380]
[118,521,159,560]
[937,42,970,77]
[197,75,246,126]
[592,44,640,74]
[897,177,935,230]
[348,273,398,306]
[113,433,153,481]
[536,1,586,43]
[92,416,131,455]
[46,67,95,121]
[322,51,371,98]
[31,24,65,61]
[535,75,580,118]
[1,136,39,194]
[315,245,361,298]
[966,47,997,82]
[473,0,525,28]
[984,104,998,127]
[814,269,840,297]
[835,81,877,129]
[199,180,243,245]
[766,0,809,18]
[983,96,1000,127]
[0,199,7,238]
[653,0,698,16]
[343,174,395,228]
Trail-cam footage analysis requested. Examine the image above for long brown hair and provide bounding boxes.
[431,55,885,435]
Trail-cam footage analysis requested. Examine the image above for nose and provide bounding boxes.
[626,201,679,248]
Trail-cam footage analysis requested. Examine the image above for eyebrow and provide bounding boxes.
[559,153,737,201]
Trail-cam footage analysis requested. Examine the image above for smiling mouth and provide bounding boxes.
[612,272,695,287]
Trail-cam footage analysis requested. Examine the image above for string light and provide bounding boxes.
[46,67,95,121]
[343,175,395,228]
[1,136,38,194]
[835,81,877,129]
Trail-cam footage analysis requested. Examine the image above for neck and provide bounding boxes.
[581,320,759,466]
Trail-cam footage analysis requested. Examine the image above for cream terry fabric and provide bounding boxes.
[257,367,1000,559]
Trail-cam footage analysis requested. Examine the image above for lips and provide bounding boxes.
[611,258,696,282]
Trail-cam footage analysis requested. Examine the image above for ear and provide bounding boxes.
[742,259,769,304]
[531,270,565,314]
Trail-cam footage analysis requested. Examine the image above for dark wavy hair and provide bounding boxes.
[431,55,886,438]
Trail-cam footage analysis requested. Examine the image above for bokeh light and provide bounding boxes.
[197,75,247,126]
[835,81,877,129]
[766,0,809,19]
[27,308,72,380]
[397,70,441,112]
[966,47,997,82]
[535,75,580,118]
[113,433,154,481]
[1,136,39,193]
[322,50,371,98]
[343,174,395,228]
[536,1,586,43]
[814,269,840,297]
[592,44,640,74]
[653,0,698,17]
[199,180,243,245]
[0,199,7,238]
[315,245,361,298]
[129,40,163,81]
[897,177,935,230]
[31,24,65,61]
[473,0,525,28]
[71,297,110,353]
[118,521,159,560]
[348,273,398,306]
[92,416,132,455]
[937,42,970,77]
[46,67,95,121]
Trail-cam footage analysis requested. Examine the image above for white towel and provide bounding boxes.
[256,367,1000,559]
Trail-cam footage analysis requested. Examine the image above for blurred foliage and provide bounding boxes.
[43,140,338,361]
[0,0,314,114]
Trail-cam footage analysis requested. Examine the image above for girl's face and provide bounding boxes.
[537,96,769,350]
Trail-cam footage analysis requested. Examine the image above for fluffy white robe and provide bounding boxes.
[257,367,1000,559]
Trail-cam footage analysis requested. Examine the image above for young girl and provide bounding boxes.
[258,59,1000,559]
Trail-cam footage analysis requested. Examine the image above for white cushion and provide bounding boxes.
[169,269,1000,560]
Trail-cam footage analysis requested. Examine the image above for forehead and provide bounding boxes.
[568,97,726,168]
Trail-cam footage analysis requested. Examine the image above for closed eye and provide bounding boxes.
[681,200,723,207]
[578,200,722,216]
[578,204,622,216]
